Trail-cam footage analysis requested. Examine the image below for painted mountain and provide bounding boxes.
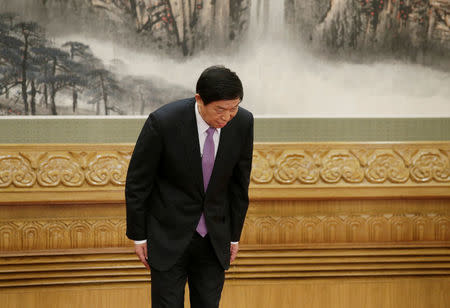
[0,0,449,116]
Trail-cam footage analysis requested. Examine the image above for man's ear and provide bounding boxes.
[195,94,203,105]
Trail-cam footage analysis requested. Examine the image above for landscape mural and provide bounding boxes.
[0,0,449,116]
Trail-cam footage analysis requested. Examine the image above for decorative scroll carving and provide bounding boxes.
[0,155,36,187]
[0,143,450,189]
[37,155,84,187]
[321,150,364,183]
[251,152,274,183]
[0,149,131,188]
[349,148,371,167]
[410,150,450,182]
[366,151,409,183]
[394,147,419,167]
[85,154,128,185]
[274,152,319,184]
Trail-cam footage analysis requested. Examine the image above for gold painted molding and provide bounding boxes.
[252,143,450,184]
[1,212,448,251]
[1,142,449,202]
[0,144,131,188]
[0,217,128,251]
[1,198,448,252]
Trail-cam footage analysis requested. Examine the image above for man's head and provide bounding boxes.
[195,65,243,129]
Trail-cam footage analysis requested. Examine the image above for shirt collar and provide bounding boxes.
[195,101,220,134]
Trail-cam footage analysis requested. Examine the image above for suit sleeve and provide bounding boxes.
[229,113,254,242]
[125,113,163,241]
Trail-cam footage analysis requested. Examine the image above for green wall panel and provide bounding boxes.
[0,117,449,143]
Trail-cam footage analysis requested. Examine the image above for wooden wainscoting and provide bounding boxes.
[0,142,449,308]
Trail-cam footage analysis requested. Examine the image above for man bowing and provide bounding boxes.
[125,65,254,308]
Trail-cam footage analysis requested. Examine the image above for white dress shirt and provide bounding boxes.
[195,102,221,157]
[135,102,237,245]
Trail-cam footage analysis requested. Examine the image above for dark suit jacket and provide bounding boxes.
[125,97,253,271]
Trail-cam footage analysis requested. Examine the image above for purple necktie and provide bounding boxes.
[196,127,216,237]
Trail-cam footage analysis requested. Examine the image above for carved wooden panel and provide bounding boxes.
[251,145,450,185]
[1,207,448,251]
[0,143,449,191]
[240,214,450,245]
[0,150,131,188]
[0,217,128,251]
[0,143,449,252]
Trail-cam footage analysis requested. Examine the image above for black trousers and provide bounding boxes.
[150,233,225,308]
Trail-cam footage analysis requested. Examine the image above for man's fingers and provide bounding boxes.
[230,243,239,263]
[230,250,237,263]
[135,243,150,270]
[142,258,150,270]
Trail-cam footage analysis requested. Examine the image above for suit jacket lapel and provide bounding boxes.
[179,99,204,197]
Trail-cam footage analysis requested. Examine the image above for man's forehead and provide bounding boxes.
[212,98,241,108]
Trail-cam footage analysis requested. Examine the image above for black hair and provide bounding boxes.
[195,65,243,105]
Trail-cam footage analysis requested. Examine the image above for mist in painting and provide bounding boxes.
[0,0,449,116]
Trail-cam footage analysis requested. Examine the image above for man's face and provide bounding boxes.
[196,94,240,129]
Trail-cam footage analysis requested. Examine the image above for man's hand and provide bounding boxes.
[134,242,149,270]
[230,242,239,263]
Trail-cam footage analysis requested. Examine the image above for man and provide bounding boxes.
[125,65,254,308]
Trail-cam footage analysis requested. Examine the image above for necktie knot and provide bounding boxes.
[206,127,215,136]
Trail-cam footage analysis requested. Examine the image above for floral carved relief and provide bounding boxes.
[0,149,131,188]
[274,151,319,184]
[37,154,85,187]
[251,151,274,184]
[410,150,450,182]
[85,154,128,185]
[0,144,449,188]
[0,155,36,187]
[365,151,409,183]
[320,150,364,183]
